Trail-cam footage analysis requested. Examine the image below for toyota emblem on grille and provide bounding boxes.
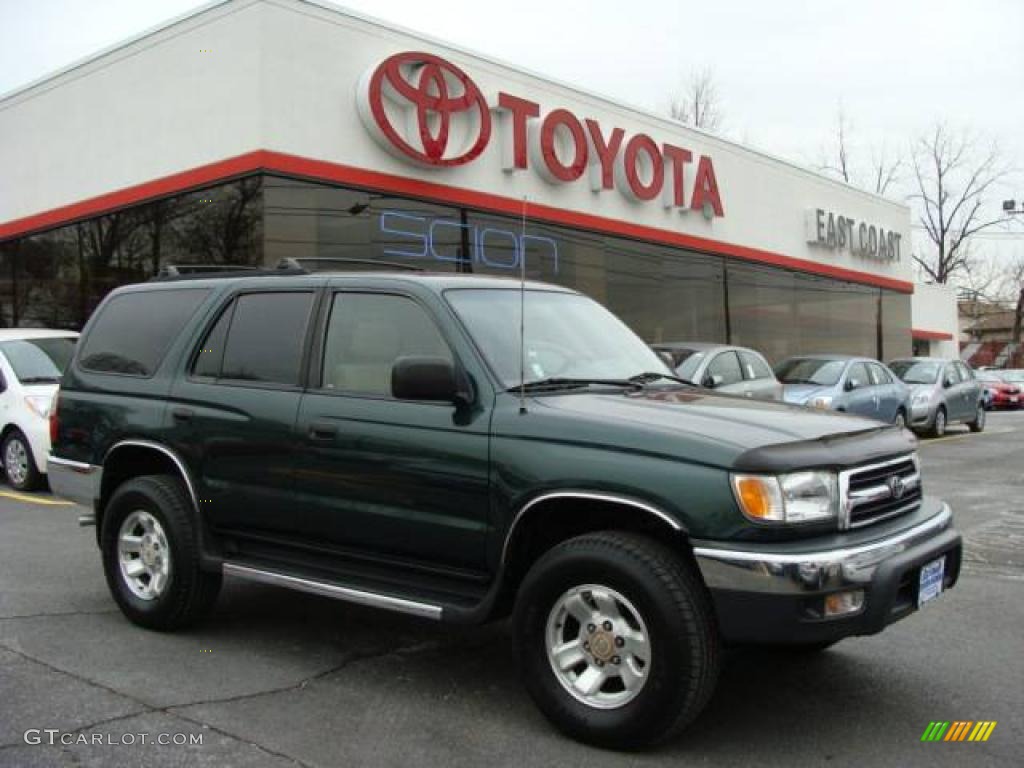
[888,474,906,500]
[358,51,492,167]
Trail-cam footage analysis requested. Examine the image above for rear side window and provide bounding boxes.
[868,363,892,385]
[739,351,772,381]
[210,292,314,386]
[79,289,209,376]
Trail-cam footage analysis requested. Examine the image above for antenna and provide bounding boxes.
[519,196,528,415]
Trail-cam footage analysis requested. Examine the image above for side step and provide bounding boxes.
[222,562,443,620]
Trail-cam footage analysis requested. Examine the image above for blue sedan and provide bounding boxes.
[775,355,911,426]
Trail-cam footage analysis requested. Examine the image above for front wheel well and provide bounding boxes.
[493,496,694,619]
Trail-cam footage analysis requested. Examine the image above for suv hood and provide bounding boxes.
[528,387,914,471]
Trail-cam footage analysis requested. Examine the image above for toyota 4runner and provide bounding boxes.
[48,267,962,749]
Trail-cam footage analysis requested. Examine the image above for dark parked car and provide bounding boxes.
[888,358,985,437]
[652,342,783,400]
[48,269,961,749]
[776,355,911,426]
[974,370,1021,410]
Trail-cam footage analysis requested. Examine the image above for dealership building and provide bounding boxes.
[0,0,959,362]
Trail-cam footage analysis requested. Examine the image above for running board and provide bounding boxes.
[222,562,443,620]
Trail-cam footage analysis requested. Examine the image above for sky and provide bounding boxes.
[1,0,1022,284]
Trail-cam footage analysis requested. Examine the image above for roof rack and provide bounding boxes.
[274,257,424,272]
[149,262,306,282]
[148,257,425,283]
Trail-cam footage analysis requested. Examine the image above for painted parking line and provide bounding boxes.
[0,490,73,506]
[919,428,1016,447]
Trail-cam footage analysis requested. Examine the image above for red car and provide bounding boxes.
[976,370,1022,409]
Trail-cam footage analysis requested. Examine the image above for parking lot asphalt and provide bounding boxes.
[1,413,1022,767]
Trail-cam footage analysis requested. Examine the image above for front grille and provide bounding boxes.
[841,455,921,528]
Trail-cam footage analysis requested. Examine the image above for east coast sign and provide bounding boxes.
[805,208,903,262]
[357,52,725,218]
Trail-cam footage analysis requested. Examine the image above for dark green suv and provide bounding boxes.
[48,269,961,749]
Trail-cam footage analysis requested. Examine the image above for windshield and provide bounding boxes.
[0,337,76,383]
[889,360,941,384]
[445,289,671,388]
[775,358,846,386]
[675,351,706,382]
[974,371,1002,383]
[1002,370,1024,383]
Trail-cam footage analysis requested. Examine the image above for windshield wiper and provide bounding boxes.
[19,376,60,384]
[509,377,641,393]
[628,372,695,387]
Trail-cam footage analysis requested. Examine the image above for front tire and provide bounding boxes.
[513,531,719,749]
[101,475,221,630]
[968,404,986,432]
[3,430,42,491]
[930,406,947,438]
[893,409,907,429]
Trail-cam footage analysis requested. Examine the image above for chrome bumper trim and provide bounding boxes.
[46,455,102,509]
[222,562,442,620]
[693,503,954,595]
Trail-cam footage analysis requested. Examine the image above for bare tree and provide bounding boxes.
[669,67,723,132]
[909,123,1009,284]
[820,105,902,195]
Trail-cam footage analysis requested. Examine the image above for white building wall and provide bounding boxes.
[1,0,913,295]
[0,0,264,227]
[911,282,960,358]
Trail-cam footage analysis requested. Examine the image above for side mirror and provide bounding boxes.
[943,376,955,389]
[392,357,467,403]
[844,378,858,392]
[704,374,724,388]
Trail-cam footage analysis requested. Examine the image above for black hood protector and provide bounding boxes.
[732,425,918,473]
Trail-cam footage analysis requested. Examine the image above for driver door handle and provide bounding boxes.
[309,421,338,440]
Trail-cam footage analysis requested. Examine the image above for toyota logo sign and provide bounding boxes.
[358,51,492,167]
[356,51,724,218]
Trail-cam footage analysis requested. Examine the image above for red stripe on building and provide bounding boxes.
[0,149,916,294]
[912,329,954,341]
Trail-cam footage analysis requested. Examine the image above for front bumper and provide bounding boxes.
[692,500,961,645]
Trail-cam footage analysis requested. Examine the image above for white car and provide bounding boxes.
[0,329,78,491]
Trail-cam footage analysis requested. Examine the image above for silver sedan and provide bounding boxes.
[652,342,783,401]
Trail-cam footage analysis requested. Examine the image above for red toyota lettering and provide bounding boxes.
[537,109,588,183]
[496,92,539,171]
[691,155,724,217]
[584,119,624,191]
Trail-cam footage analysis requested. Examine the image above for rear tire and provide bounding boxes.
[101,475,221,630]
[968,404,986,433]
[3,430,42,492]
[513,531,719,749]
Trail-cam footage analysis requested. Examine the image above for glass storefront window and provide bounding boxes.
[0,172,910,364]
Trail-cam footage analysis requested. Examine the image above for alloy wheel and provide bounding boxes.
[4,438,29,487]
[118,510,171,601]
[545,584,651,709]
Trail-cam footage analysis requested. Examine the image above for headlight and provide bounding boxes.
[808,396,833,409]
[24,395,53,419]
[911,391,931,405]
[731,471,839,524]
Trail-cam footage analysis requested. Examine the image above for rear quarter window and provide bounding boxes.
[78,289,210,377]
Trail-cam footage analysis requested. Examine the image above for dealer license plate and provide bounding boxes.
[918,556,946,608]
[1010,396,1019,403]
